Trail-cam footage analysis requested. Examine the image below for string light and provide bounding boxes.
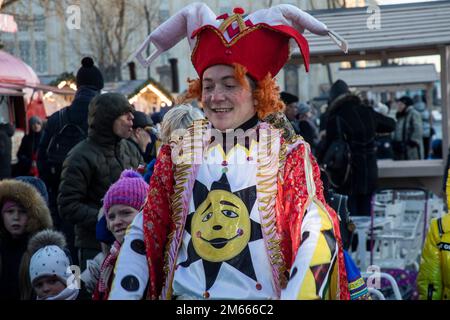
[128,82,172,107]
[57,81,67,89]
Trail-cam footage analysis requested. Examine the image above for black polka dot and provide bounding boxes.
[121,275,140,292]
[130,239,146,255]
[284,270,290,281]
[290,267,298,280]
[302,231,310,242]
[42,263,46,266]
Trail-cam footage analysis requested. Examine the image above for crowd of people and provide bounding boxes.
[0,3,448,301]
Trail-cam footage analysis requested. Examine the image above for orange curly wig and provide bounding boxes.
[179,64,285,119]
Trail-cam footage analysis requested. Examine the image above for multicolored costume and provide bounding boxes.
[109,3,349,300]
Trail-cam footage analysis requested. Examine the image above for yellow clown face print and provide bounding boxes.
[191,189,251,262]
[179,173,263,292]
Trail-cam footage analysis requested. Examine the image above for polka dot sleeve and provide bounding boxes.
[108,213,149,300]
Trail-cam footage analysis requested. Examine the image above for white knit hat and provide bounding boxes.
[29,245,71,285]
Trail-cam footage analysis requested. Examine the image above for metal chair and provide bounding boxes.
[362,271,403,300]
[369,188,430,270]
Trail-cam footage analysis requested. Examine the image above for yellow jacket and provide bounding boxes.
[417,214,450,300]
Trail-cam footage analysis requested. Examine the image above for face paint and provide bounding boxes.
[191,190,251,262]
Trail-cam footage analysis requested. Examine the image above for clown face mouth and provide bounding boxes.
[200,233,241,249]
[211,108,233,114]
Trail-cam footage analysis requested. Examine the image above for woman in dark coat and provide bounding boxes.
[321,80,396,216]
[16,116,43,177]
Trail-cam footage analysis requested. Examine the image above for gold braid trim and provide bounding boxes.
[256,123,286,295]
[218,13,247,34]
[160,120,207,300]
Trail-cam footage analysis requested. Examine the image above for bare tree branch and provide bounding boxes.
[4,0,159,81]
[2,0,20,9]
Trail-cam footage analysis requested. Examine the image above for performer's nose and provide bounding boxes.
[212,225,222,231]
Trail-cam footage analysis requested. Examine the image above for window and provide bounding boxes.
[34,15,45,32]
[19,40,31,65]
[35,40,47,73]
[17,18,29,32]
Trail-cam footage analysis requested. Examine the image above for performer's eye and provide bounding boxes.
[222,210,238,218]
[202,212,213,222]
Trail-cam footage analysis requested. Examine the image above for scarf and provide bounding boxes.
[39,287,79,300]
[96,240,121,298]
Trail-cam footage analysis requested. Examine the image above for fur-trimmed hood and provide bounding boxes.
[0,179,53,238]
[327,92,363,115]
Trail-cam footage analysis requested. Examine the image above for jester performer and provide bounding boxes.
[109,3,352,300]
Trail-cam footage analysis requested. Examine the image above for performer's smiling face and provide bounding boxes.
[191,190,251,262]
[201,65,256,131]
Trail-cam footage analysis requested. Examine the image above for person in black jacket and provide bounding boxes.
[320,79,396,216]
[0,122,14,180]
[37,57,104,265]
[15,116,43,177]
[57,93,143,271]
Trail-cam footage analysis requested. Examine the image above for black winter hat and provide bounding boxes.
[15,176,49,205]
[132,111,153,129]
[88,92,134,140]
[397,96,414,107]
[280,92,299,105]
[76,57,104,90]
[328,79,350,105]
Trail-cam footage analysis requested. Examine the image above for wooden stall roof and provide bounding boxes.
[334,64,439,88]
[292,0,450,64]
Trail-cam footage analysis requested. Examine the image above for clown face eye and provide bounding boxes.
[202,212,213,222]
[222,210,238,218]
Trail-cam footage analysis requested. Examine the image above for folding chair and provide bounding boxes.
[369,188,430,270]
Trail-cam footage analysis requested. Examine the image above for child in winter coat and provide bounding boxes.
[0,179,53,300]
[28,229,79,300]
[93,169,149,300]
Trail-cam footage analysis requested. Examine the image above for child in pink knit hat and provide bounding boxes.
[93,169,149,300]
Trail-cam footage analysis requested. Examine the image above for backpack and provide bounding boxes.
[46,108,86,175]
[322,116,351,189]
